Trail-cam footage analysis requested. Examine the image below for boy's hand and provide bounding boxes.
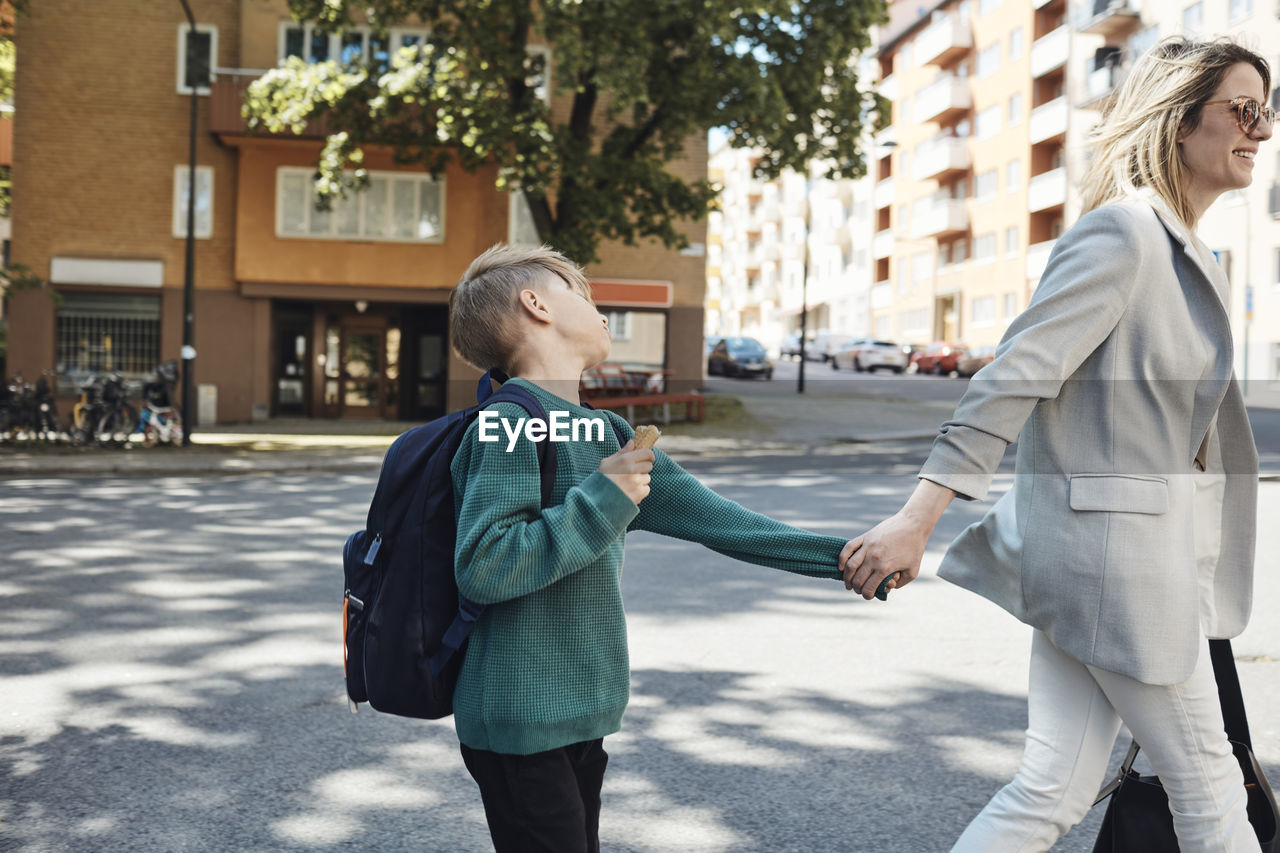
[599,440,655,505]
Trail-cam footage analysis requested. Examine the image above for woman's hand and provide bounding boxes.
[841,479,957,600]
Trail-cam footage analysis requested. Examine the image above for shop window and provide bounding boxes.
[55,293,161,392]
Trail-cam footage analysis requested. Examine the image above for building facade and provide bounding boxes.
[710,0,1280,394]
[8,1,707,424]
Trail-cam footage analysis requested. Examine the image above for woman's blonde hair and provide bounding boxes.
[449,243,594,371]
[1080,36,1270,227]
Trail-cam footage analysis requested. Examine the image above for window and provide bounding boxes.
[277,168,445,243]
[1182,2,1203,35]
[977,43,1001,79]
[509,191,540,247]
[526,46,552,104]
[1129,25,1159,60]
[176,24,216,95]
[1006,159,1022,192]
[912,251,932,283]
[1228,0,1252,21]
[281,23,428,68]
[1008,28,1023,61]
[953,239,969,263]
[605,311,631,341]
[978,0,1000,14]
[1004,293,1018,318]
[976,105,1001,139]
[172,165,214,239]
[1008,93,1023,127]
[56,293,161,390]
[974,233,996,261]
[1005,225,1019,255]
[896,258,908,294]
[975,169,998,200]
[902,308,930,335]
[972,296,996,326]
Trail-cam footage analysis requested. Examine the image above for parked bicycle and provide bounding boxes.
[69,372,136,447]
[136,360,183,447]
[0,371,63,442]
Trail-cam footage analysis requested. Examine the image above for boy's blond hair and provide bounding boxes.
[449,244,594,371]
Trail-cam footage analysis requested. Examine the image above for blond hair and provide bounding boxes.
[449,243,593,371]
[1080,36,1270,228]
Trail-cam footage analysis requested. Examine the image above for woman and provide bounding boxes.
[842,37,1271,852]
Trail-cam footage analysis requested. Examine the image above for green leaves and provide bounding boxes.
[243,0,886,262]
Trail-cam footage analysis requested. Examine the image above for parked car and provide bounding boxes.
[707,337,774,379]
[956,345,997,377]
[909,342,970,376]
[778,333,803,360]
[805,331,854,363]
[831,339,911,373]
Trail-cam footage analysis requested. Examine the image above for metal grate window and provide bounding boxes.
[55,293,160,392]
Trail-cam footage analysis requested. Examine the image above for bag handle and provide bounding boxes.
[1094,638,1251,806]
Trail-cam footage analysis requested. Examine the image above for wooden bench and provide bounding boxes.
[584,392,705,425]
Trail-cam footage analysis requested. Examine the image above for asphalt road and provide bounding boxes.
[4,450,1279,852]
[711,358,1280,473]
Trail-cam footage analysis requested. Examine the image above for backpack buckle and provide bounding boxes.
[457,597,484,623]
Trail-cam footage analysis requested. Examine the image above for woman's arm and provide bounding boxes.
[840,479,955,599]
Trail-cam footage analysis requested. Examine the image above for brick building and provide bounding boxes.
[7,1,707,424]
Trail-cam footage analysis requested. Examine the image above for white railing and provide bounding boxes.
[913,136,971,181]
[1028,168,1067,212]
[1030,25,1069,78]
[915,15,973,67]
[1026,239,1057,280]
[915,74,972,124]
[1029,96,1068,143]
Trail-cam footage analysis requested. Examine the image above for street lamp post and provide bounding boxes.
[797,169,811,394]
[178,0,198,446]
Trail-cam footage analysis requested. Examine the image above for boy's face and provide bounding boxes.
[542,274,612,366]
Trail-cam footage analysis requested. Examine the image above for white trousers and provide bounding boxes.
[951,630,1257,852]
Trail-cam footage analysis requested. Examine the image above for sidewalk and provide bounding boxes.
[0,389,948,477]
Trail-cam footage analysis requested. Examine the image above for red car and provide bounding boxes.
[910,342,970,376]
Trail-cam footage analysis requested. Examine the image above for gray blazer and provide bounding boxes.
[920,192,1258,685]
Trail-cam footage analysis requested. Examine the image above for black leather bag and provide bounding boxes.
[1092,640,1280,853]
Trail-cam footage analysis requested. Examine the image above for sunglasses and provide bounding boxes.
[1202,96,1276,133]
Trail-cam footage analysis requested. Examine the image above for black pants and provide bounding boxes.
[460,738,609,853]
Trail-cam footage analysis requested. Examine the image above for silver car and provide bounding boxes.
[831,339,910,373]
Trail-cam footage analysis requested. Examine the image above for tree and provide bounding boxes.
[243,0,887,264]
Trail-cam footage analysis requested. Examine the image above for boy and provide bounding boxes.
[448,244,853,852]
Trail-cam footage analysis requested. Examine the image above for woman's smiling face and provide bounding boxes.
[1178,62,1273,214]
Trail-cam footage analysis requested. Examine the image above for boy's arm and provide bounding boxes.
[629,451,845,579]
[452,405,640,604]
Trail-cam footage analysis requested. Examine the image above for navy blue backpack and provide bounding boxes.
[342,370,559,719]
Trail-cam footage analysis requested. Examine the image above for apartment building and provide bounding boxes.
[706,143,872,353]
[867,0,1280,390]
[7,1,707,424]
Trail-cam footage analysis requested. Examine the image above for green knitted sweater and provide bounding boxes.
[450,378,846,755]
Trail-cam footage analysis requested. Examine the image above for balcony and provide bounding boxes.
[913,136,971,181]
[1028,167,1067,212]
[873,228,894,260]
[211,69,328,137]
[875,124,897,151]
[1082,63,1127,108]
[1029,96,1068,144]
[1077,0,1141,36]
[915,15,973,68]
[915,75,972,124]
[871,281,893,309]
[878,74,898,102]
[911,198,968,240]
[874,176,896,209]
[1026,239,1057,280]
[1030,26,1069,79]
[1033,0,1057,7]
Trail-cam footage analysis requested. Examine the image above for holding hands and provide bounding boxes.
[840,479,957,600]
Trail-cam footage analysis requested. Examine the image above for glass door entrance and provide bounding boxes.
[322,320,401,418]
